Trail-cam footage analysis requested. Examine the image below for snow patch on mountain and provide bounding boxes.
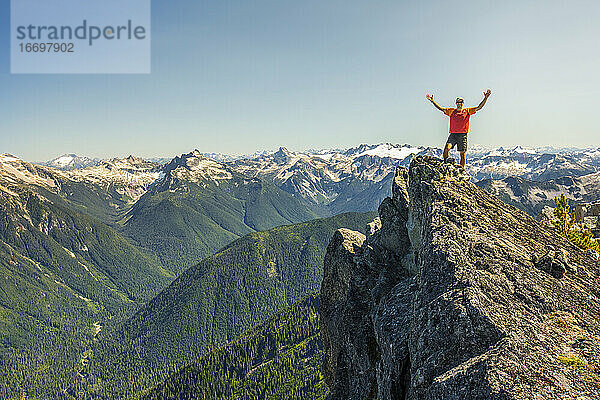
[54,156,75,167]
[40,154,100,170]
[183,157,233,181]
[354,143,423,159]
[65,156,162,202]
[229,144,434,206]
[1,154,20,162]
[0,154,62,189]
[155,150,235,191]
[68,157,161,186]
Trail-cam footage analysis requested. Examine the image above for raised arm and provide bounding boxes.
[426,94,447,113]
[475,89,492,111]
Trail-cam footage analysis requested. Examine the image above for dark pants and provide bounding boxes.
[446,133,468,152]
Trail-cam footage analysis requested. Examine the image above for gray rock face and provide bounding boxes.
[320,156,600,400]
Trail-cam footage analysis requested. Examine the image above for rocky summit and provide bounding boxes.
[320,156,600,400]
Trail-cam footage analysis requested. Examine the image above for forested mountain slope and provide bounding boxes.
[122,150,326,275]
[139,293,326,400]
[86,212,375,398]
[0,155,173,399]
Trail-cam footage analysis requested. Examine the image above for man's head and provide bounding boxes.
[456,97,464,110]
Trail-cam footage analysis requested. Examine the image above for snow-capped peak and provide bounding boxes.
[510,146,537,154]
[0,153,20,162]
[53,154,79,167]
[160,150,234,186]
[42,154,100,170]
[353,143,423,160]
[228,143,437,205]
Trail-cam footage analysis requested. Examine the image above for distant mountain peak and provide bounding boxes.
[156,150,234,191]
[272,147,292,163]
[0,153,20,162]
[125,155,144,163]
[41,154,100,170]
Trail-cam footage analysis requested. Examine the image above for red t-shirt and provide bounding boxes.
[444,107,477,133]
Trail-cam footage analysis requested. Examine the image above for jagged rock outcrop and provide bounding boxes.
[320,156,600,400]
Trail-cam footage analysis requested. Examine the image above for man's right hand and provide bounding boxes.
[427,94,445,112]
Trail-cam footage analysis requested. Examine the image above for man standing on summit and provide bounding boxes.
[426,89,491,167]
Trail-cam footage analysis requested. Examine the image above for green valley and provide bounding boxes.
[0,180,173,399]
[122,151,326,276]
[85,212,374,398]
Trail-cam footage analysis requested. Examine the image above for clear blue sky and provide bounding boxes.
[1,0,599,161]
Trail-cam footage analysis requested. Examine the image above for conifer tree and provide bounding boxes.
[552,194,600,252]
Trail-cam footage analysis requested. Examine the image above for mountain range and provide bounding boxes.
[2,143,599,399]
[0,150,375,398]
[0,154,174,399]
[133,154,600,400]
[35,144,600,218]
[122,150,325,275]
[476,173,600,215]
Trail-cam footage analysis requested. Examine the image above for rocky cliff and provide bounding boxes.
[320,156,600,400]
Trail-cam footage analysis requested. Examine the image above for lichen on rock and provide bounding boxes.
[320,156,600,399]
